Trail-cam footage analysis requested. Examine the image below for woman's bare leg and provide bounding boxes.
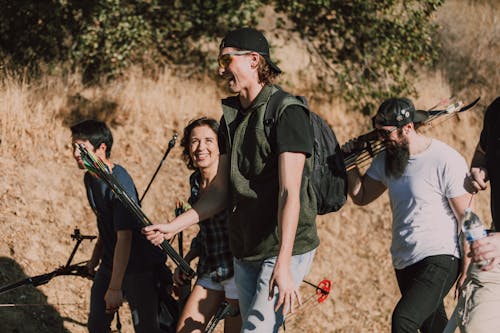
[176,284,225,333]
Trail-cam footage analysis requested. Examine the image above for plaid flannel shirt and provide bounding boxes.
[188,171,234,281]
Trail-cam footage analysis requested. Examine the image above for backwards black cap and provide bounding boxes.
[372,98,429,128]
[220,27,281,74]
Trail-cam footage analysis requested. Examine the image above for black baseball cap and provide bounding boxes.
[220,27,282,74]
[372,98,429,128]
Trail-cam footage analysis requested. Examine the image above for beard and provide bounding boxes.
[385,141,410,179]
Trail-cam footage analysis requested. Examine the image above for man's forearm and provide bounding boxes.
[276,189,300,265]
[276,152,305,264]
[190,186,227,225]
[109,231,132,290]
[193,154,230,222]
[174,157,229,230]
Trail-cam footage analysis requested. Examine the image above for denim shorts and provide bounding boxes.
[196,274,239,300]
[234,249,316,333]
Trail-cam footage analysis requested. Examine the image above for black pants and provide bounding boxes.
[88,267,163,333]
[392,255,459,333]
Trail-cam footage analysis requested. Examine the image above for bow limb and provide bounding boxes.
[76,143,195,278]
[343,96,481,169]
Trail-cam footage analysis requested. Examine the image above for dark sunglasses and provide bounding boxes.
[218,51,252,69]
[376,126,398,139]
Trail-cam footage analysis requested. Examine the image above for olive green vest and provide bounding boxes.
[221,85,319,260]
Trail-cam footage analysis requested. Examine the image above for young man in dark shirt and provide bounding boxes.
[143,28,318,332]
[71,120,167,333]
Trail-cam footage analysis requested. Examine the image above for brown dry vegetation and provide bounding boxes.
[0,1,499,332]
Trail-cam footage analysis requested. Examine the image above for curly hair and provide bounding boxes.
[180,117,220,170]
[256,55,280,85]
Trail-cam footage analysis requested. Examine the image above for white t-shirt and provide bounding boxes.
[367,139,468,269]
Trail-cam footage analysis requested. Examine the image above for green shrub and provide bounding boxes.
[272,0,443,112]
[0,0,443,110]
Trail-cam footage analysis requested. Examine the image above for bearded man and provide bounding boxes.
[344,98,471,333]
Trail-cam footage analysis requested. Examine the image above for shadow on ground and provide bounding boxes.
[0,257,71,333]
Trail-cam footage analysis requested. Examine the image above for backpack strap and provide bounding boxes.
[263,89,288,139]
[263,87,309,147]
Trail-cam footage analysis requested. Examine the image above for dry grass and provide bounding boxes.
[437,0,500,104]
[0,1,498,332]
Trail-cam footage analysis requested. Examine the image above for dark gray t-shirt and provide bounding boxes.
[84,164,165,272]
[219,104,313,156]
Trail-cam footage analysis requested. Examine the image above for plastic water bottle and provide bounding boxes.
[462,207,488,267]
[462,208,487,243]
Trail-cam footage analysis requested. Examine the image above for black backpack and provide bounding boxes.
[264,89,347,215]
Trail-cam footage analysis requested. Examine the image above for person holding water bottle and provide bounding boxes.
[458,97,500,332]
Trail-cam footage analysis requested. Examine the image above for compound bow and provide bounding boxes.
[344,96,481,170]
[76,142,195,278]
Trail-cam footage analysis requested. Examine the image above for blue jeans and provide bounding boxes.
[88,267,163,333]
[234,249,316,333]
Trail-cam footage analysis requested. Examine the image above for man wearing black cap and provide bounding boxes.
[344,98,471,332]
[143,27,318,332]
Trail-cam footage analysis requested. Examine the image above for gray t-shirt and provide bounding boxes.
[367,139,468,269]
